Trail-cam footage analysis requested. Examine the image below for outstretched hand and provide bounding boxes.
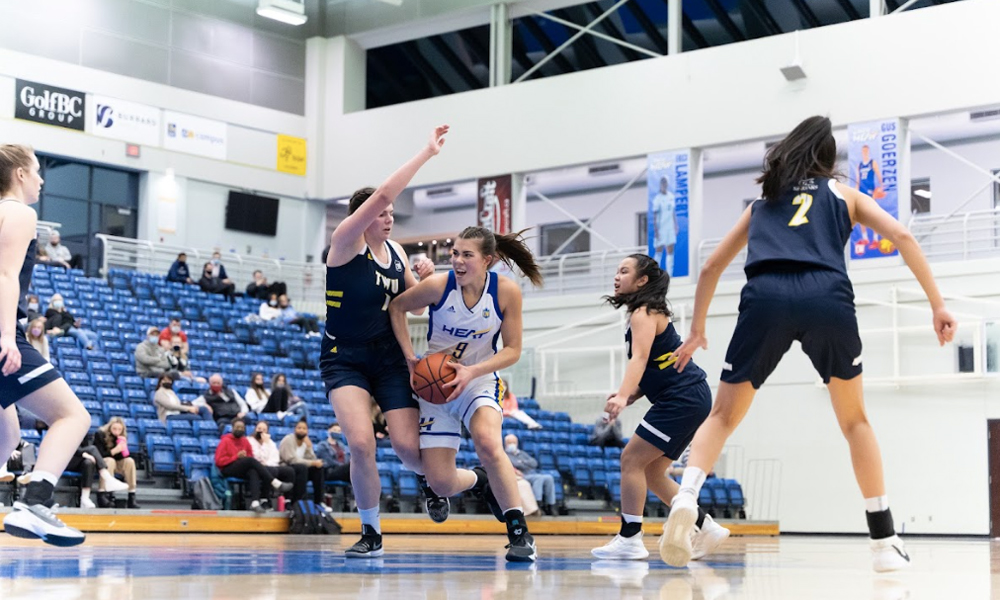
[933,307,957,346]
[673,330,708,374]
[427,125,449,155]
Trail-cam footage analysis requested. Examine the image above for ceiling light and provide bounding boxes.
[256,0,307,26]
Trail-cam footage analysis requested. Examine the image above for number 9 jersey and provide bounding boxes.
[426,271,503,365]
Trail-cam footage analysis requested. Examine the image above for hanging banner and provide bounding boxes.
[647,150,690,277]
[89,95,161,146]
[276,134,307,176]
[477,174,512,235]
[848,119,900,259]
[163,111,227,160]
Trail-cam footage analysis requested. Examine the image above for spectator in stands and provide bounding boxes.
[194,374,249,429]
[35,244,51,266]
[26,317,49,361]
[1,439,35,485]
[248,421,296,497]
[590,415,625,449]
[316,423,350,484]
[68,437,128,509]
[371,398,388,440]
[94,417,140,509]
[163,333,191,373]
[44,293,98,350]
[262,373,308,421]
[214,419,293,513]
[276,294,319,334]
[167,252,193,284]
[199,261,236,302]
[25,294,43,322]
[244,372,270,414]
[504,434,556,516]
[500,379,542,430]
[246,270,287,301]
[209,251,230,281]
[135,326,178,379]
[159,318,189,354]
[258,293,282,321]
[45,231,81,270]
[153,374,212,423]
[279,419,327,508]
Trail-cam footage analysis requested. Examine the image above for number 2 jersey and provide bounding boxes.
[426,271,503,366]
[743,178,852,280]
[324,241,407,344]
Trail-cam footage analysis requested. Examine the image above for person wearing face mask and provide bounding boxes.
[258,293,282,321]
[246,270,287,301]
[158,319,188,353]
[209,251,230,281]
[215,419,293,514]
[275,294,319,334]
[135,327,179,379]
[193,374,249,430]
[25,317,48,361]
[503,434,555,517]
[24,294,42,322]
[262,373,308,421]
[45,231,80,270]
[315,424,351,484]
[247,421,296,501]
[244,372,270,414]
[199,261,236,302]
[44,293,98,350]
[153,374,211,424]
[279,419,328,508]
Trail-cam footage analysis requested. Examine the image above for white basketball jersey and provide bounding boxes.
[426,271,503,366]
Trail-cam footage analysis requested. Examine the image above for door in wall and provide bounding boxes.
[989,420,1000,537]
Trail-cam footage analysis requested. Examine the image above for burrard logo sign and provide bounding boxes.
[15,79,85,131]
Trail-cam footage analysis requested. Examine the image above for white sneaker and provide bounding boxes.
[0,464,13,483]
[80,494,96,509]
[660,492,698,567]
[591,532,650,560]
[16,473,31,486]
[101,471,129,493]
[871,535,911,573]
[3,501,86,546]
[691,514,730,560]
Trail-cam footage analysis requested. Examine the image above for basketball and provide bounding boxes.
[879,238,895,254]
[412,352,457,404]
[872,187,887,200]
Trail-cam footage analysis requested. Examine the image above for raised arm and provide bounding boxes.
[673,204,752,373]
[327,125,449,267]
[842,183,956,345]
[0,204,36,375]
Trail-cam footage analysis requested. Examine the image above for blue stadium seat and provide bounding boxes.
[146,435,177,474]
[104,402,130,419]
[173,436,202,456]
[139,419,168,440]
[130,403,156,420]
[398,471,419,499]
[183,454,213,482]
[167,420,194,437]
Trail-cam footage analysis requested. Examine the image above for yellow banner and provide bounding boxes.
[276,134,307,176]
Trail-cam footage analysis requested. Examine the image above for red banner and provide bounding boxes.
[477,175,511,234]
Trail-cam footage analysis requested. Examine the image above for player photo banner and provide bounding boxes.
[477,174,512,235]
[647,150,690,277]
[848,119,901,259]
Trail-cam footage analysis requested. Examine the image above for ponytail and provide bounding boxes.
[457,226,543,287]
[603,254,672,317]
[757,116,839,201]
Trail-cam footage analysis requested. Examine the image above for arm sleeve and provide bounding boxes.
[215,437,234,468]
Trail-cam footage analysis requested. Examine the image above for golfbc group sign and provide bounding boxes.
[15,79,86,131]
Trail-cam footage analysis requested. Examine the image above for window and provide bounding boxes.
[636,212,648,246]
[911,179,931,215]
[993,170,1000,209]
[540,221,590,256]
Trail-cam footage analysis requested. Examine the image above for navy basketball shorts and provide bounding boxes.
[721,269,863,389]
[319,332,418,412]
[634,380,712,460]
[0,329,63,409]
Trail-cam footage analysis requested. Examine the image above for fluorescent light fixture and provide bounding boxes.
[914,189,932,199]
[256,0,307,25]
[375,0,404,5]
[336,199,350,205]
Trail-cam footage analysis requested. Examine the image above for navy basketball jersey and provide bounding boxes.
[626,319,706,401]
[324,241,407,344]
[743,178,852,279]
[0,200,38,323]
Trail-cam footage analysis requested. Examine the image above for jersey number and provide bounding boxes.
[452,342,469,360]
[381,294,390,312]
[788,193,813,227]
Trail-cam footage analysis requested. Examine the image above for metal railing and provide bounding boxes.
[528,246,645,297]
[909,208,1000,262]
[95,234,327,315]
[696,239,747,281]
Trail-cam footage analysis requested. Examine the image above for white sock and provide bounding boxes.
[31,470,59,486]
[678,467,706,497]
[358,506,381,534]
[251,500,261,508]
[622,512,643,524]
[666,252,674,275]
[865,495,889,513]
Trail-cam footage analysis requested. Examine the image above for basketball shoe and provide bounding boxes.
[345,524,384,558]
[871,535,910,573]
[3,501,86,547]
[505,524,536,562]
[591,532,650,560]
[417,474,450,524]
[691,515,730,560]
[659,491,698,566]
